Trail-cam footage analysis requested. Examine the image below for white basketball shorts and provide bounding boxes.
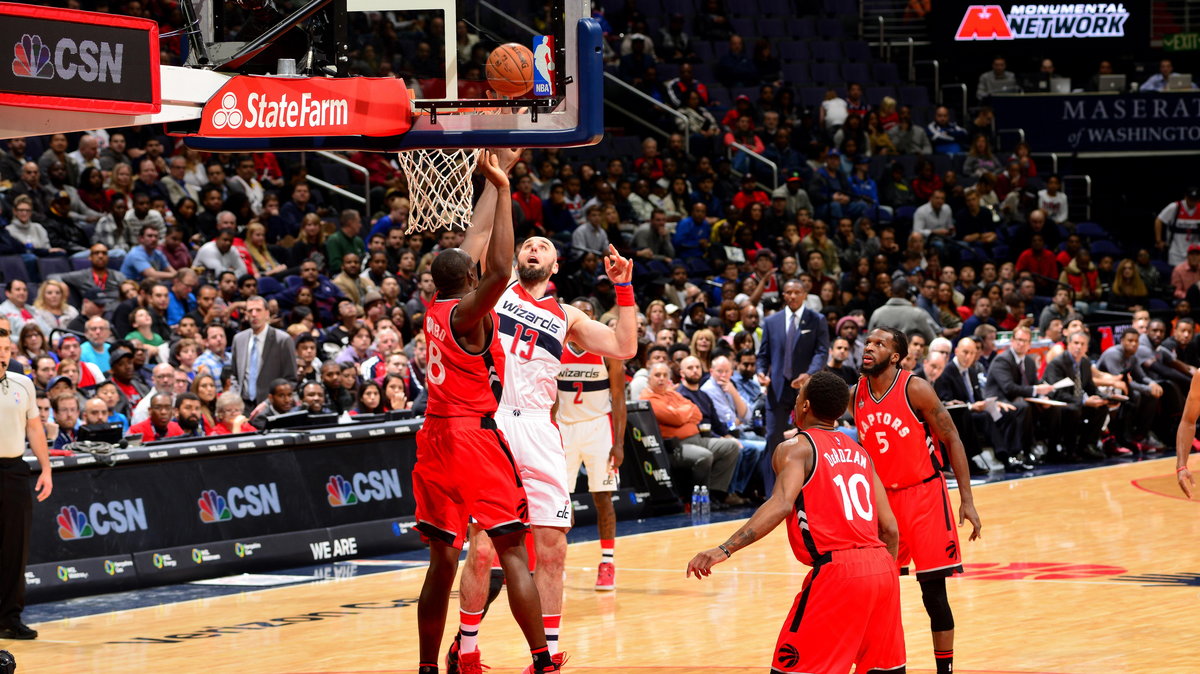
[495,405,572,528]
[560,414,619,493]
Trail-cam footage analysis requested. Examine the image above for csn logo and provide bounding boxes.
[56,500,148,541]
[11,33,126,81]
[197,483,282,523]
[325,471,403,507]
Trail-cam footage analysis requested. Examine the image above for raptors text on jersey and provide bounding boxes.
[853,370,936,489]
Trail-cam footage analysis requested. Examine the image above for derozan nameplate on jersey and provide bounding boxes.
[0,2,159,114]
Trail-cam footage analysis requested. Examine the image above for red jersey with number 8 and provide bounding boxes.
[423,297,506,417]
[787,428,886,566]
[853,370,935,490]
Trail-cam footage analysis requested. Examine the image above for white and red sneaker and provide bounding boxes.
[594,562,615,591]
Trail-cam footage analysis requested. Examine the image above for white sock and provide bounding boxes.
[459,609,483,654]
[543,614,561,655]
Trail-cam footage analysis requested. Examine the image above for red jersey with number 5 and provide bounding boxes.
[787,428,885,566]
[496,281,569,411]
[853,370,935,490]
[423,297,506,418]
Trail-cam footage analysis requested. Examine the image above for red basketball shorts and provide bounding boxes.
[772,547,905,673]
[886,474,963,580]
[413,416,529,549]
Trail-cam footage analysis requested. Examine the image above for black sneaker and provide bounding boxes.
[445,631,461,674]
[0,623,36,640]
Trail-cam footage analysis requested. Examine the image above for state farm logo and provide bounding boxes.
[13,34,53,79]
[193,75,411,139]
[210,92,243,130]
[206,89,348,131]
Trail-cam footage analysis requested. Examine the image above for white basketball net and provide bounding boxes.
[397,147,481,234]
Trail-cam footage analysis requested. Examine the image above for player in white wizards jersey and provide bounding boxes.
[447,148,639,673]
[555,299,626,592]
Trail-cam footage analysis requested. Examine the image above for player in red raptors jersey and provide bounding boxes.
[688,371,903,673]
[852,327,982,674]
[413,152,559,674]
[446,149,639,673]
[555,299,627,591]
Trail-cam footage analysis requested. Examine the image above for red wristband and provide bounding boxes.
[1179,465,1190,474]
[615,283,635,307]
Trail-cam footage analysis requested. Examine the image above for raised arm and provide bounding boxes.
[451,151,514,336]
[686,434,813,578]
[908,375,982,541]
[563,244,638,359]
[462,148,522,270]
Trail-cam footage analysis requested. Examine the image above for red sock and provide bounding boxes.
[543,614,561,655]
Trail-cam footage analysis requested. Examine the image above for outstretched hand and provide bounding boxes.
[603,244,633,284]
[477,149,509,188]
[686,548,728,580]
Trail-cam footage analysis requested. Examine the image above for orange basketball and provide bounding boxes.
[486,43,535,98]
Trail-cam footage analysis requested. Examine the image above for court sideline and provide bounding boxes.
[8,456,1198,673]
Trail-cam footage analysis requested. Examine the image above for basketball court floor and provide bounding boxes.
[11,455,1198,673]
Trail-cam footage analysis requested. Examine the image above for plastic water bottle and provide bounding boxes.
[699,486,711,521]
[691,486,701,521]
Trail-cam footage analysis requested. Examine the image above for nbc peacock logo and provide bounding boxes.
[12,34,53,79]
[57,505,94,540]
[198,489,232,523]
[326,475,358,507]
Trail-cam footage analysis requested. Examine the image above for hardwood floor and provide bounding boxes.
[9,456,1197,673]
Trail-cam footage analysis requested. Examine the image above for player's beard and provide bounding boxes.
[517,263,551,282]
[859,357,892,377]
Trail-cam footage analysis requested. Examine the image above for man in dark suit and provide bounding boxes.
[984,326,1056,471]
[231,295,297,406]
[934,337,1000,475]
[1044,330,1109,460]
[756,279,829,492]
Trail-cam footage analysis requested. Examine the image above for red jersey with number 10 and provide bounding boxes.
[787,428,885,567]
[854,369,935,490]
[423,297,506,418]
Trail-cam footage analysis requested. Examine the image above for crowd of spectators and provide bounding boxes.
[1,1,1194,504]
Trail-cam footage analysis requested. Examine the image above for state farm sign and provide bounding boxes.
[198,76,411,138]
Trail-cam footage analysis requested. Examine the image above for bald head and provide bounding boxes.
[430,248,475,295]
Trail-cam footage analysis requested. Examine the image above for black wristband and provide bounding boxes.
[718,544,732,558]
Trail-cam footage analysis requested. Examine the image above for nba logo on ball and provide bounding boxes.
[532,35,555,96]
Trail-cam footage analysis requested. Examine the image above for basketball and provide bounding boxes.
[486,42,534,98]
